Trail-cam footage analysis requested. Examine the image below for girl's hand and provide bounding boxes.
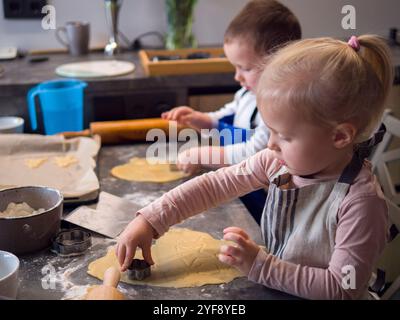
[218,227,260,275]
[161,106,213,130]
[115,215,156,272]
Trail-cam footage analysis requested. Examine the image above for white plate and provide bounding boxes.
[0,117,24,133]
[55,60,135,78]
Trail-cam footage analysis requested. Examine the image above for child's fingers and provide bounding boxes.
[175,110,191,122]
[115,243,121,264]
[164,109,178,120]
[173,107,193,121]
[223,232,247,247]
[116,244,126,270]
[178,163,200,175]
[142,245,155,266]
[122,246,135,272]
[166,111,176,120]
[218,253,237,267]
[180,115,192,126]
[223,227,249,239]
[220,244,242,257]
[161,111,169,119]
[176,162,185,171]
[181,165,192,174]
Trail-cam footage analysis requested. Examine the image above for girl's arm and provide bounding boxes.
[140,149,275,238]
[247,196,388,300]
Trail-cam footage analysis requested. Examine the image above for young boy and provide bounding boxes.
[162,0,301,223]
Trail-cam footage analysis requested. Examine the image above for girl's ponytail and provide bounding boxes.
[358,35,394,107]
[257,35,394,143]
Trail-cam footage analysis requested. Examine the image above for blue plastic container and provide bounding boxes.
[27,79,87,135]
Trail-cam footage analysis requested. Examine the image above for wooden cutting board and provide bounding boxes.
[55,60,135,78]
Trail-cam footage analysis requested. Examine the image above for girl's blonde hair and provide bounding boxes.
[257,35,394,142]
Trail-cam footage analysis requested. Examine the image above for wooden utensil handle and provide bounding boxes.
[90,118,185,144]
[60,118,187,144]
[59,129,91,139]
[103,267,121,287]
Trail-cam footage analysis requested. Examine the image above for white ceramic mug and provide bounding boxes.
[0,250,19,299]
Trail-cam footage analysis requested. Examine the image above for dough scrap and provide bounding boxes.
[53,155,78,167]
[88,228,243,288]
[0,202,45,218]
[25,157,48,168]
[111,157,188,183]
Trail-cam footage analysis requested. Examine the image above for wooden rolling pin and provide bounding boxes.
[61,118,186,144]
[85,267,125,300]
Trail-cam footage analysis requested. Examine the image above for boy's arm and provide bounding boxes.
[176,146,229,175]
[223,122,270,164]
[206,88,246,127]
[178,121,269,171]
[139,149,275,237]
[247,196,388,300]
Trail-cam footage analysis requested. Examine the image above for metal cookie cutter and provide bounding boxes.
[127,259,151,280]
[51,229,92,257]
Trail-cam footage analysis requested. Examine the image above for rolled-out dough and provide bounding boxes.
[88,228,243,288]
[110,157,188,183]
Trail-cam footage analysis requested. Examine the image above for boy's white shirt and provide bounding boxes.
[205,87,270,164]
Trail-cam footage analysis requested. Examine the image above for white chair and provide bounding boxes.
[368,111,400,299]
[369,199,400,300]
[370,111,400,205]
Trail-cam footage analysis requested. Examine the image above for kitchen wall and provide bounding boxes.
[0,0,399,52]
[281,0,400,39]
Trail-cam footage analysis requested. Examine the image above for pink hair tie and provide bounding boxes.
[348,35,360,52]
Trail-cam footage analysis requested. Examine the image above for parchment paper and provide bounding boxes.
[0,134,100,201]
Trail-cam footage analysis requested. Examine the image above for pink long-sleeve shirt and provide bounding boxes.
[138,149,389,300]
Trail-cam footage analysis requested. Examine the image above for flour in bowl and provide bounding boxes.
[0,202,46,218]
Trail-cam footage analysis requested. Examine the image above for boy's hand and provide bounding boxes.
[161,106,194,123]
[218,227,260,275]
[176,148,202,175]
[161,106,213,130]
[116,215,156,272]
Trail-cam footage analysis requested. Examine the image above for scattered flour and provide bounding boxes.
[123,191,163,207]
[58,241,118,300]
[62,284,91,300]
[53,262,89,300]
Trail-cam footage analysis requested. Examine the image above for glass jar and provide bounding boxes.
[165,0,198,50]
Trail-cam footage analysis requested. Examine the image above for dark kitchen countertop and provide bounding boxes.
[0,50,238,98]
[16,143,299,300]
[1,42,400,97]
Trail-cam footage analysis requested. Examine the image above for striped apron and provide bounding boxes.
[261,125,386,267]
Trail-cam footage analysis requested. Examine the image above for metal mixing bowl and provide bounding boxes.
[0,186,63,255]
